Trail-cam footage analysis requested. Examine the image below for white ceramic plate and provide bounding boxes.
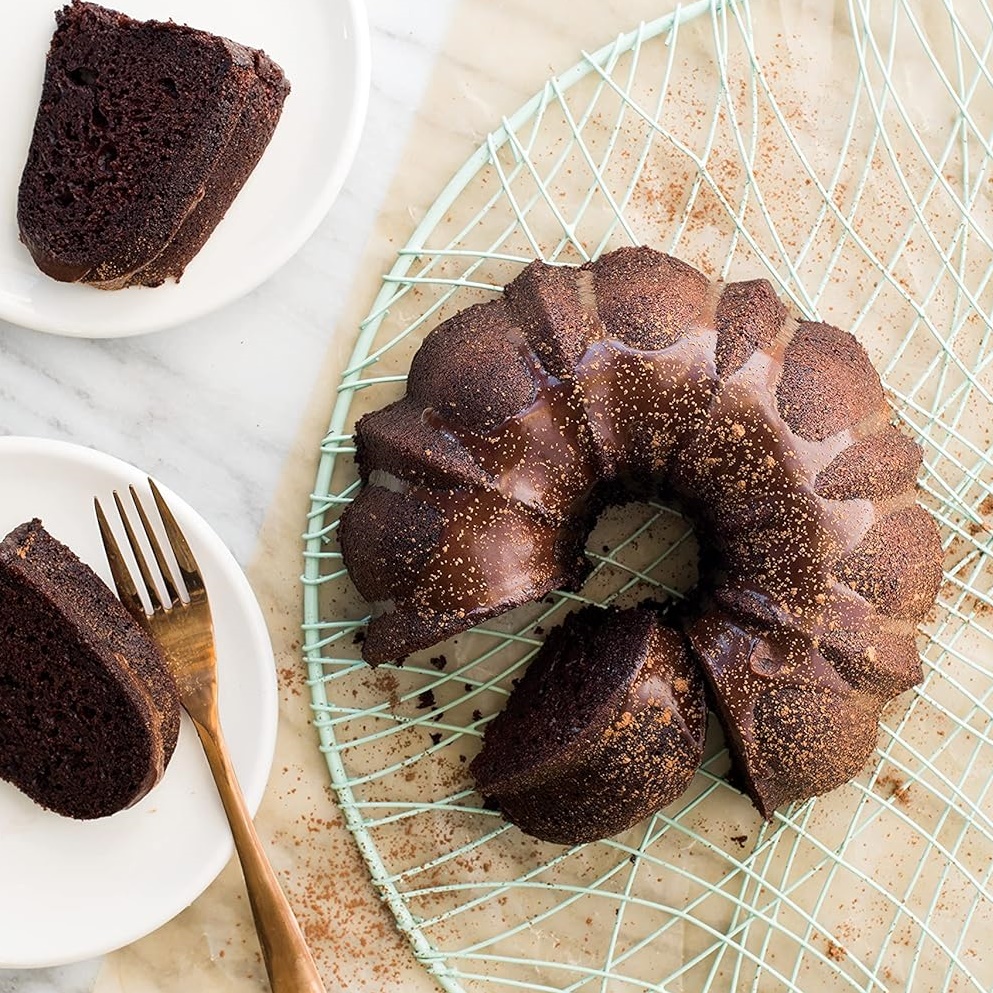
[0,437,278,968]
[0,0,370,337]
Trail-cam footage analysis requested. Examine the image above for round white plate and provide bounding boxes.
[0,437,278,968]
[0,0,370,337]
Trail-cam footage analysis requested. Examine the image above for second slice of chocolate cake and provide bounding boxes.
[17,1,290,289]
[0,519,181,819]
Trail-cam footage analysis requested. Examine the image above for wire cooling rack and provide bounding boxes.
[303,1,993,989]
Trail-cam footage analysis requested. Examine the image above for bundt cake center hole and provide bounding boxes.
[585,497,701,604]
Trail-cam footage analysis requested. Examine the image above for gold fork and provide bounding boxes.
[96,480,327,993]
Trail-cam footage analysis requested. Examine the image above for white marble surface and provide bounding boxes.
[0,0,457,988]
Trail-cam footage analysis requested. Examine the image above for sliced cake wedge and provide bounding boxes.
[0,519,181,819]
[470,603,707,845]
[17,1,290,289]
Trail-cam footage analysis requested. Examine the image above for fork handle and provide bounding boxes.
[192,716,329,993]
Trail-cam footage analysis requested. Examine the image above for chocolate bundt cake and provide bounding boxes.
[18,1,290,289]
[338,245,943,822]
[0,520,181,819]
[470,604,707,845]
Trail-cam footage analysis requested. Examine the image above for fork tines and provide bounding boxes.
[95,479,206,620]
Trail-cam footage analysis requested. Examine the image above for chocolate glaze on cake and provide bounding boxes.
[339,245,944,821]
[0,520,180,819]
[470,604,707,845]
[17,1,289,289]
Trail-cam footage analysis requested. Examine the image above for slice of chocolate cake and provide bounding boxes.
[470,604,707,845]
[17,1,290,289]
[0,519,181,819]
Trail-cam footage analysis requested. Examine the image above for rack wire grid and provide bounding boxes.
[302,1,993,990]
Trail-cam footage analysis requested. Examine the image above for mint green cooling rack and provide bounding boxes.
[302,1,993,989]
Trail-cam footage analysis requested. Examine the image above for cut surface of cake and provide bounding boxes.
[0,519,181,819]
[17,1,290,289]
[470,604,707,845]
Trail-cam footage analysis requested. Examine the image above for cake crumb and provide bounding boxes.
[826,939,847,962]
